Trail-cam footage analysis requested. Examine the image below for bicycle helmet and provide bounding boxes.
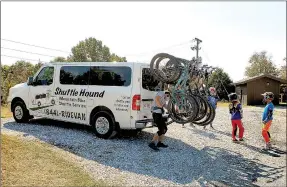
[209,87,216,96]
[228,93,238,101]
[261,92,274,100]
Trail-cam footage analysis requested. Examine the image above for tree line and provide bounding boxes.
[1,37,286,103]
[1,37,127,103]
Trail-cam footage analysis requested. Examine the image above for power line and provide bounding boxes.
[124,40,192,57]
[1,47,58,58]
[1,38,71,54]
[1,54,48,63]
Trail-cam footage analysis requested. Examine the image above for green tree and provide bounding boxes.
[1,61,36,103]
[207,68,234,100]
[245,51,279,77]
[68,37,127,62]
[33,62,44,73]
[110,53,127,62]
[51,57,67,62]
[280,57,286,80]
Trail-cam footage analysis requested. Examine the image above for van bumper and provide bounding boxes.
[135,119,153,129]
[135,114,170,129]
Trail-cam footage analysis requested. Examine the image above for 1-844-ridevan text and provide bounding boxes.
[44,109,86,121]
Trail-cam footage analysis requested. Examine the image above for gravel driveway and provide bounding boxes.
[1,106,286,187]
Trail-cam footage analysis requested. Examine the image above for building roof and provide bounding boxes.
[233,74,287,86]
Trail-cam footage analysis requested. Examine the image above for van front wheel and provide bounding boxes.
[12,101,29,123]
[91,111,117,139]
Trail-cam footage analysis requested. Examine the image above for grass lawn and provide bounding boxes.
[217,101,255,108]
[216,102,229,107]
[1,134,105,187]
[1,105,13,118]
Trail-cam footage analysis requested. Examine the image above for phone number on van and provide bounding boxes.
[43,109,86,121]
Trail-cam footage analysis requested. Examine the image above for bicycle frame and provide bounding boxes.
[169,59,196,110]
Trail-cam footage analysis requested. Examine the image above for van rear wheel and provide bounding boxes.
[91,111,117,139]
[12,101,29,123]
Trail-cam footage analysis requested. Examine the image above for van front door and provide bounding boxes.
[28,66,56,117]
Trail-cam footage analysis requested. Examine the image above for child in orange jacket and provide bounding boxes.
[261,92,275,150]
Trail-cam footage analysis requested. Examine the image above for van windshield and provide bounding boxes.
[142,68,163,91]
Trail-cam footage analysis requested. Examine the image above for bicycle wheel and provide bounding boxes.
[167,94,199,124]
[204,106,216,126]
[192,98,215,126]
[150,53,181,83]
[192,94,208,121]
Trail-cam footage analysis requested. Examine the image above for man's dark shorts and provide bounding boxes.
[153,113,167,136]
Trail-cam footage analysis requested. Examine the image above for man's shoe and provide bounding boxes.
[148,142,160,151]
[157,142,168,148]
[239,138,244,141]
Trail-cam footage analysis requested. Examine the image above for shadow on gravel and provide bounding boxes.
[3,119,286,187]
[185,126,220,141]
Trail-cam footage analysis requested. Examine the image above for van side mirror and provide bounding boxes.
[27,76,34,86]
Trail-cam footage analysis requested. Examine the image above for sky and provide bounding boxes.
[1,1,286,82]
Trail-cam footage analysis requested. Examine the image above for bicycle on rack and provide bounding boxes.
[150,53,201,124]
[149,52,218,126]
[186,65,217,126]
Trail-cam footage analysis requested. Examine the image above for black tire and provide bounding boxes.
[192,100,215,126]
[203,105,216,125]
[167,94,199,124]
[150,53,181,83]
[91,111,117,139]
[12,101,30,123]
[155,58,181,83]
[193,95,208,121]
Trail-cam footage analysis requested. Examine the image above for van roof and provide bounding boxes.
[44,62,150,67]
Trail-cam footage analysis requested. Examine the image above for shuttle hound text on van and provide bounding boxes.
[54,87,105,98]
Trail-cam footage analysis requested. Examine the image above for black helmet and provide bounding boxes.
[228,93,238,101]
[261,92,274,100]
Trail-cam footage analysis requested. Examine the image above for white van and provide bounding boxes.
[7,62,164,139]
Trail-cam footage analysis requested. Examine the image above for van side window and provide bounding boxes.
[89,66,131,86]
[142,68,162,91]
[35,67,54,86]
[60,66,90,85]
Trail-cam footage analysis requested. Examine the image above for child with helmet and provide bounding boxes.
[261,92,275,150]
[228,93,244,142]
[203,87,218,129]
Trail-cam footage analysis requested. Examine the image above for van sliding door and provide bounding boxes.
[86,65,132,128]
[52,65,89,124]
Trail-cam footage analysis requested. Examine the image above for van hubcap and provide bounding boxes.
[15,106,23,120]
[95,117,109,134]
